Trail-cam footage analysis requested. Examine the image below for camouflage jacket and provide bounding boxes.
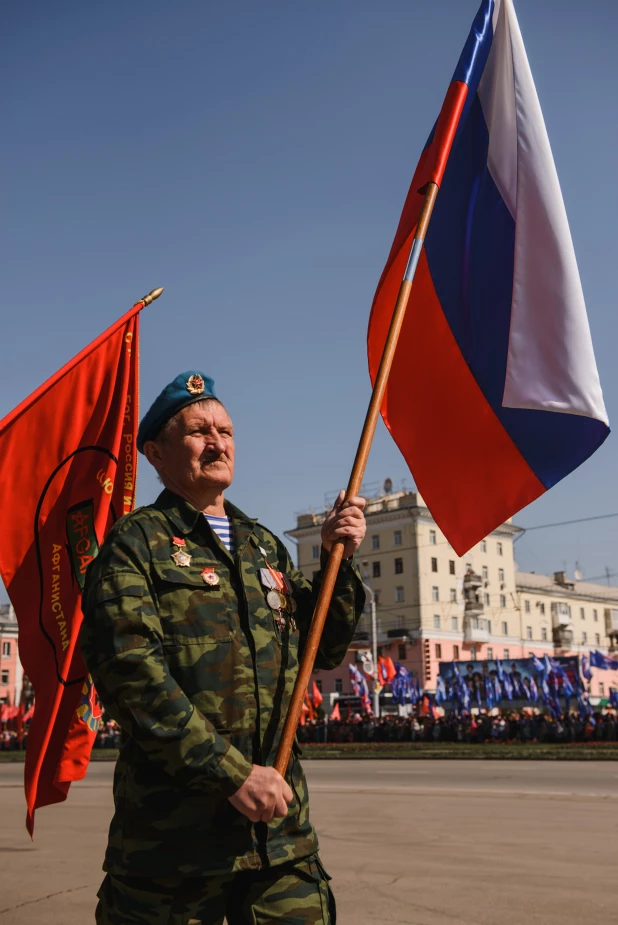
[79,489,364,878]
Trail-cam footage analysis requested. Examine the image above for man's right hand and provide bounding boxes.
[228,765,294,823]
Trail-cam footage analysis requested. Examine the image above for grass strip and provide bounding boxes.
[1,743,617,763]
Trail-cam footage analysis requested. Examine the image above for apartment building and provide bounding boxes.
[0,604,21,705]
[287,485,618,704]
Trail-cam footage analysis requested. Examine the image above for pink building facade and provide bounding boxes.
[0,604,21,705]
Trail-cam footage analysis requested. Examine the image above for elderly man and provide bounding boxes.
[80,370,366,925]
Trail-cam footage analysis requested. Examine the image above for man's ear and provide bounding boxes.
[143,439,164,472]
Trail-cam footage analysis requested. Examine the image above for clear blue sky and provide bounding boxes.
[1,1,617,602]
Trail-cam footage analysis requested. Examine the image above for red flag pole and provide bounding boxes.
[274,184,441,775]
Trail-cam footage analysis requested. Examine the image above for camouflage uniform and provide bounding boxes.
[80,488,364,923]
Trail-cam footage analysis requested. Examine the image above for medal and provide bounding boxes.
[266,589,283,610]
[171,537,191,567]
[201,566,220,586]
[260,556,297,630]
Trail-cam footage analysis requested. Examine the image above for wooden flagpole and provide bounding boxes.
[274,182,440,775]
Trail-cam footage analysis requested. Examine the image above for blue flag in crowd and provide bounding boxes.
[591,650,618,671]
[531,654,545,674]
[581,653,592,681]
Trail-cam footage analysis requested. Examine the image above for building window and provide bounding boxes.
[593,609,598,622]
[526,626,532,640]
[600,682,605,697]
[465,562,472,571]
[524,600,530,613]
[501,621,508,635]
[451,617,458,631]
[395,615,404,629]
[1,642,10,657]
[394,530,402,546]
[435,643,442,659]
[372,535,380,550]
[484,593,490,606]
[487,647,494,659]
[398,644,407,660]
[395,586,404,603]
[500,595,506,608]
[503,648,510,659]
[315,679,323,693]
[580,607,585,620]
[372,561,381,579]
[449,560,455,575]
[480,540,487,553]
[482,565,489,581]
[487,620,492,634]
[595,633,601,645]
[470,646,477,660]
[311,544,320,560]
[394,558,403,574]
[540,603,545,615]
[432,586,439,602]
[1,670,8,684]
[453,645,460,659]
[374,590,381,605]
[431,557,438,572]
[433,614,440,629]
[541,626,548,641]
[335,678,343,693]
[582,632,587,644]
[497,542,503,556]
[429,529,437,545]
[449,588,457,602]
[498,568,505,583]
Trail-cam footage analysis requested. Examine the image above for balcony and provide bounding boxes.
[463,617,490,644]
[463,570,484,616]
[552,626,574,648]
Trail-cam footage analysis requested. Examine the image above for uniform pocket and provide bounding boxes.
[151,559,233,644]
[299,855,336,924]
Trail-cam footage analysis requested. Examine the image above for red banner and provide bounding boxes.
[0,302,142,832]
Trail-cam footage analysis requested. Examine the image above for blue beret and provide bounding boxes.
[137,370,217,453]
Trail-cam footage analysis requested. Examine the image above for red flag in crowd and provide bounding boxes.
[378,656,397,684]
[330,701,341,722]
[0,300,142,833]
[311,681,323,709]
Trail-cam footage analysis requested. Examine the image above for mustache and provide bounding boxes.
[200,451,229,465]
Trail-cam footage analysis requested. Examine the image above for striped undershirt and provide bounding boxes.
[204,514,235,555]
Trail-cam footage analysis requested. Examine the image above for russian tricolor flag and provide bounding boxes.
[368,0,609,556]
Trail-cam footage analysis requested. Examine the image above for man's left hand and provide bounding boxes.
[321,491,366,559]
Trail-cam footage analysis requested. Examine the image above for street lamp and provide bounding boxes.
[361,561,380,717]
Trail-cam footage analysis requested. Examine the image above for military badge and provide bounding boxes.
[171,536,191,567]
[186,373,205,396]
[201,566,219,586]
[76,674,103,734]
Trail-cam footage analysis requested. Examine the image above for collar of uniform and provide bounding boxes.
[154,489,203,537]
[154,489,258,552]
[223,499,258,556]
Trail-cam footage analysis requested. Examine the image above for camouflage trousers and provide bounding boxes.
[95,855,335,925]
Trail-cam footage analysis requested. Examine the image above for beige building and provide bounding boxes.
[286,484,618,703]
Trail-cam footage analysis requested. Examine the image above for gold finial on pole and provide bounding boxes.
[139,287,164,307]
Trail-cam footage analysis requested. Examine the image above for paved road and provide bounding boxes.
[0,760,616,924]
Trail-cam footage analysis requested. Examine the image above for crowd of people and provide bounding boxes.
[297,710,618,745]
[2,711,617,752]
